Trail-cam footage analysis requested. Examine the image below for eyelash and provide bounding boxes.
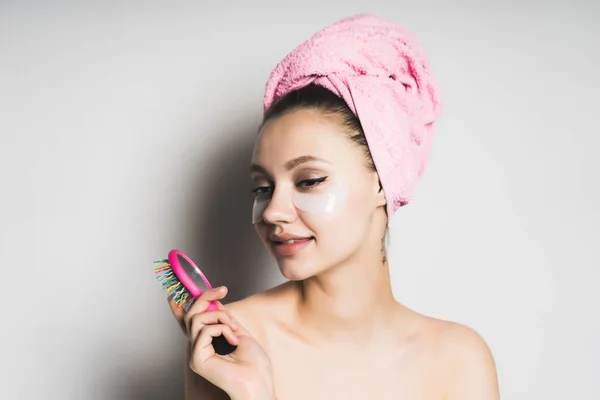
[251,177,328,194]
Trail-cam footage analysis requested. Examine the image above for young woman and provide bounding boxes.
[169,14,500,400]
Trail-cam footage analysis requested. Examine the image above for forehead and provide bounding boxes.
[252,109,356,167]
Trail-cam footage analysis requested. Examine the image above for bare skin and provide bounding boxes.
[174,109,500,400]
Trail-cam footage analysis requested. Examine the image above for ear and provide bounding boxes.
[370,172,387,208]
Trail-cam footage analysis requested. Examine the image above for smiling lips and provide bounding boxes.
[270,234,314,256]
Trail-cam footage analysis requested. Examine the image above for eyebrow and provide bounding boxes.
[250,155,330,175]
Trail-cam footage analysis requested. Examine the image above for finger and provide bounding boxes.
[191,325,238,366]
[219,303,240,324]
[190,286,228,313]
[210,303,251,340]
[214,301,236,321]
[188,311,239,342]
[183,286,228,328]
[196,324,238,350]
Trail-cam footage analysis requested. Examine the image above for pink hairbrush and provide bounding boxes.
[154,249,237,355]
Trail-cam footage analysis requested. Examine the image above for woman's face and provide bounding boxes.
[250,108,386,280]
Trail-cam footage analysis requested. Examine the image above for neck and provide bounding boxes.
[293,242,400,344]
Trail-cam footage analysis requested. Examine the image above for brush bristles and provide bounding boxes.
[153,259,194,311]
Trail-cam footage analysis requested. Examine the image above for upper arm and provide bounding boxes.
[440,323,500,400]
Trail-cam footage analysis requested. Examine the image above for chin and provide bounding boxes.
[276,259,323,281]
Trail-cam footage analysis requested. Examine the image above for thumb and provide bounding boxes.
[229,335,268,365]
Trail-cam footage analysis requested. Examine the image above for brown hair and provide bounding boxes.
[261,84,376,172]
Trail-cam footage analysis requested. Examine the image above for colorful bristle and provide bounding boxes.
[153,259,194,311]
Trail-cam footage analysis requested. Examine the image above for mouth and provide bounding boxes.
[271,237,315,256]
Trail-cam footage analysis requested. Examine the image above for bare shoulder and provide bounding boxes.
[430,318,500,400]
[223,282,292,341]
[436,320,494,355]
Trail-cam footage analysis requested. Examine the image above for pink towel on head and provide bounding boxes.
[263,14,442,218]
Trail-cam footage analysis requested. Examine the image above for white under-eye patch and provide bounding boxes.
[251,180,347,224]
[252,196,270,224]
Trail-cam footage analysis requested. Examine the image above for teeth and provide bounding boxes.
[282,238,310,244]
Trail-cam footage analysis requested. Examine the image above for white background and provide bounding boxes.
[1,1,598,399]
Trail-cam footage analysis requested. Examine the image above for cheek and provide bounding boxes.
[301,185,372,250]
[254,222,281,260]
[293,182,349,232]
[292,184,347,214]
[251,181,348,224]
[253,222,268,243]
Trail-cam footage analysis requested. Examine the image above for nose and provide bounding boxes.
[262,185,297,224]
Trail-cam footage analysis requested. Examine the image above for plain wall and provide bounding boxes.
[1,1,598,399]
